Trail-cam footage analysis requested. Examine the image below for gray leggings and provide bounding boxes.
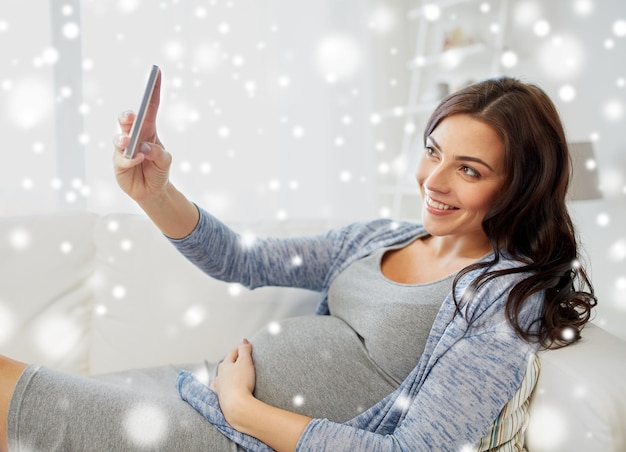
[8,363,242,452]
[8,317,400,451]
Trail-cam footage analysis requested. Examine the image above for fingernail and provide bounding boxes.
[123,110,133,119]
[140,142,151,153]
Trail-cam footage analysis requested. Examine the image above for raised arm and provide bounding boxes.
[112,69,199,239]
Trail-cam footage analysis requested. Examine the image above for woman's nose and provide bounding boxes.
[423,163,451,194]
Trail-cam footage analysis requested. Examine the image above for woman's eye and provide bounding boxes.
[425,146,437,157]
[462,166,480,178]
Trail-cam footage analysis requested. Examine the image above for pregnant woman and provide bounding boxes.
[1,75,595,451]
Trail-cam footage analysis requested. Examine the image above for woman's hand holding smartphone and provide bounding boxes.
[112,66,199,239]
[113,65,173,203]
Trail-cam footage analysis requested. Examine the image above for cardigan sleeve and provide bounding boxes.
[167,206,345,292]
[167,206,422,296]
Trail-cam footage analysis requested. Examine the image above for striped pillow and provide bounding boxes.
[475,354,541,451]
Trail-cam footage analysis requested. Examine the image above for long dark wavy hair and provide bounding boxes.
[424,76,597,349]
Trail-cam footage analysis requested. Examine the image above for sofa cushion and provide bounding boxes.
[89,213,320,375]
[0,212,98,375]
[526,323,626,451]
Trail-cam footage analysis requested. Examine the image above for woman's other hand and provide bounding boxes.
[210,339,310,451]
[213,339,257,427]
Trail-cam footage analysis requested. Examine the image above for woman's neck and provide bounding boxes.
[423,233,493,262]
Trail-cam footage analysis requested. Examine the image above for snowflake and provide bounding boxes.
[603,99,624,122]
[500,50,519,68]
[116,0,141,15]
[533,20,551,37]
[112,285,127,300]
[240,232,257,248]
[526,404,568,449]
[6,77,53,129]
[368,5,396,34]
[314,34,362,82]
[8,228,31,251]
[120,239,133,251]
[613,19,626,37]
[573,0,594,16]
[124,404,169,447]
[268,179,281,191]
[267,321,281,335]
[60,241,73,254]
[369,113,382,125]
[217,22,230,35]
[107,220,120,232]
[394,394,411,412]
[292,394,305,407]
[422,4,441,22]
[537,35,585,80]
[34,314,81,360]
[339,171,352,183]
[560,326,576,342]
[596,213,610,227]
[292,126,305,138]
[62,22,80,40]
[182,304,207,328]
[228,284,242,297]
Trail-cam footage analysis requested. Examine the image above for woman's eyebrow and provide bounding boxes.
[426,136,495,172]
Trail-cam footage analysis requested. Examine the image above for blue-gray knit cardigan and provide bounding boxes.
[172,207,542,451]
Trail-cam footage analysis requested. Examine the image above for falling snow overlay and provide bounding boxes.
[0,0,625,450]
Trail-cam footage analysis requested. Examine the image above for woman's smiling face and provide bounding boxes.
[416,114,506,247]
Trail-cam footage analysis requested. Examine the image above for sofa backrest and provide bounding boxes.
[89,212,320,374]
[0,211,98,375]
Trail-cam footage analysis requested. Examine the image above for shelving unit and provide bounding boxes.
[379,0,510,219]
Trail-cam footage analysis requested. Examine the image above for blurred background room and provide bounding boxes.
[1,0,625,338]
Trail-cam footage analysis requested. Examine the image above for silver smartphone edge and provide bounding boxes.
[123,65,160,159]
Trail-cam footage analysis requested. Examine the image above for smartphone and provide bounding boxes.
[123,65,160,159]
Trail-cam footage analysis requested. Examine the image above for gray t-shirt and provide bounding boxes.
[250,238,454,421]
[328,239,454,384]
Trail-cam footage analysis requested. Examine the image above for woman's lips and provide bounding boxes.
[425,195,458,211]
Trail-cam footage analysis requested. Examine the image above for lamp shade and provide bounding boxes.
[567,141,603,201]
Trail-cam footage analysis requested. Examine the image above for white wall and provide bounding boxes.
[1,0,379,223]
[79,0,379,223]
[0,1,58,215]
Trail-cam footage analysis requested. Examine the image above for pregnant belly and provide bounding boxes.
[249,315,398,422]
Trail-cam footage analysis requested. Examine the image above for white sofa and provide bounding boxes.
[1,211,625,451]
